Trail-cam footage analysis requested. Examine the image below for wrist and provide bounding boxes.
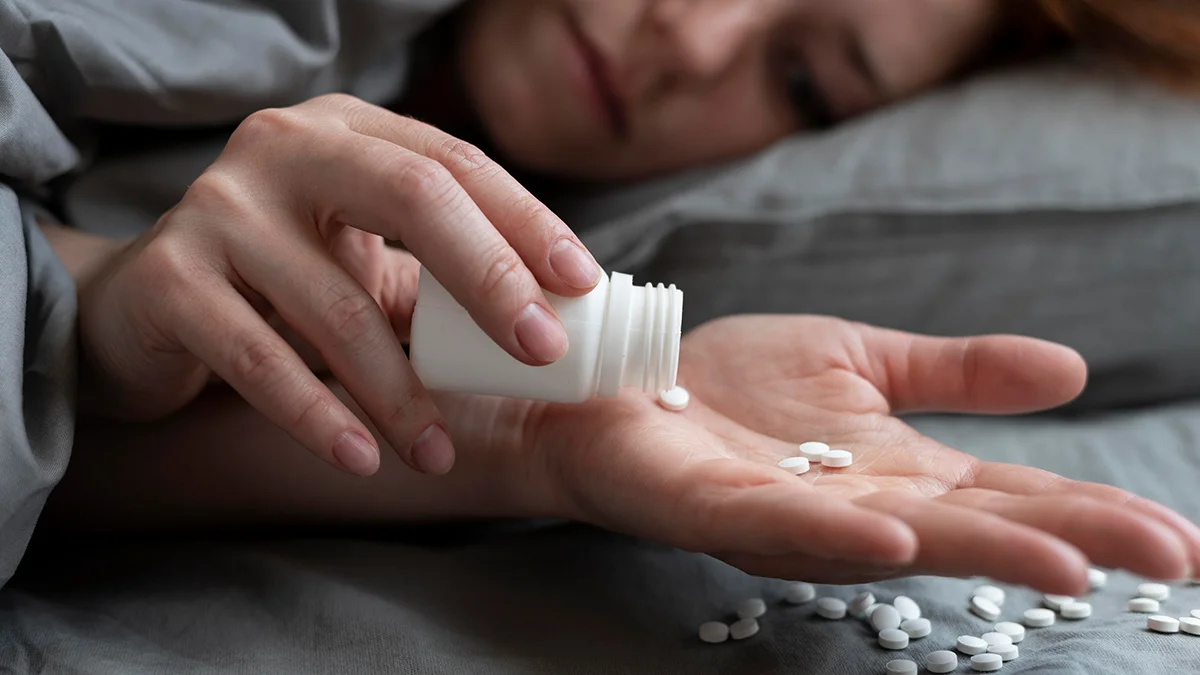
[37,218,129,291]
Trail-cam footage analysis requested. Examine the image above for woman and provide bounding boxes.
[5,0,1200,595]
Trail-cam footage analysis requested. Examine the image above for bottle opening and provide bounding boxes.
[595,272,684,398]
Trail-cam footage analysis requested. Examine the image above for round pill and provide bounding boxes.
[729,618,759,640]
[894,596,921,621]
[784,582,816,604]
[737,598,767,620]
[816,597,847,620]
[657,386,690,412]
[926,650,959,674]
[957,635,989,655]
[970,596,1002,621]
[994,621,1025,644]
[1087,568,1108,590]
[798,441,830,463]
[1138,583,1170,601]
[1060,601,1092,619]
[970,653,1004,672]
[1042,594,1073,611]
[989,644,1019,662]
[871,604,902,632]
[821,449,853,468]
[1148,615,1180,634]
[1192,609,1200,620]
[1023,608,1056,627]
[981,632,1013,649]
[849,592,876,616]
[698,622,729,644]
[776,456,810,475]
[1129,598,1161,613]
[885,659,918,675]
[974,585,1006,606]
[878,628,910,650]
[1179,617,1200,636]
[864,603,883,619]
[900,618,931,639]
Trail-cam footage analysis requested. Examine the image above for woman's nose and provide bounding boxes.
[649,0,765,81]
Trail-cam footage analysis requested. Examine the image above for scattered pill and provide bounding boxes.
[737,598,766,620]
[1129,598,1161,613]
[1193,609,1200,620]
[1042,594,1074,611]
[900,618,931,639]
[1087,568,1108,590]
[878,628,910,650]
[1180,617,1200,636]
[698,621,729,644]
[1023,608,1056,627]
[993,621,1025,644]
[885,659,918,675]
[1148,615,1180,634]
[957,635,988,655]
[1060,601,1092,620]
[926,650,959,674]
[981,632,1013,649]
[894,596,921,621]
[816,597,847,620]
[729,617,759,640]
[657,386,690,411]
[871,604,902,632]
[784,582,816,604]
[776,456,810,475]
[970,596,1001,621]
[970,653,1004,672]
[849,592,876,616]
[798,442,830,463]
[864,603,883,619]
[974,585,1006,606]
[1138,583,1170,602]
[821,449,853,468]
[988,644,1019,662]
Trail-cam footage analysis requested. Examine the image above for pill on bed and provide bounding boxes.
[1060,601,1092,619]
[864,603,883,619]
[698,621,729,644]
[871,604,902,631]
[974,585,1006,606]
[1180,617,1200,636]
[970,596,1001,621]
[798,441,830,462]
[849,592,876,616]
[994,621,1025,643]
[657,386,690,411]
[737,598,767,620]
[729,618,759,640]
[1129,598,1161,613]
[878,628,910,650]
[926,650,959,674]
[956,635,988,655]
[777,456,810,475]
[816,597,848,619]
[1023,608,1055,627]
[1042,594,1073,611]
[1087,568,1108,590]
[1192,609,1200,619]
[894,596,921,621]
[970,653,1003,672]
[885,659,918,675]
[900,618,931,639]
[988,644,1019,662]
[820,449,853,468]
[1138,583,1170,601]
[784,582,816,604]
[1148,615,1180,634]
[981,632,1013,649]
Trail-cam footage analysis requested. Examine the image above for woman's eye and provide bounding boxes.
[786,68,835,131]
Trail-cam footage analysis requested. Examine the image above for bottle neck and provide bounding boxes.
[595,272,683,397]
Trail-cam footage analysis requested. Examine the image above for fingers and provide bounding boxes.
[855,326,1088,415]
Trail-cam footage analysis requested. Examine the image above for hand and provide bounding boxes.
[76,94,602,477]
[508,316,1199,592]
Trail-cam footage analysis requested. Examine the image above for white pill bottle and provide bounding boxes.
[409,267,684,403]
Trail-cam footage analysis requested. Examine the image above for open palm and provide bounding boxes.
[523,315,1200,593]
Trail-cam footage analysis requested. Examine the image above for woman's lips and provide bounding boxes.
[564,12,630,139]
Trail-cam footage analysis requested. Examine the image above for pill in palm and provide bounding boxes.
[698,621,729,644]
[981,632,1013,649]
[970,596,1001,621]
[849,592,876,616]
[1087,568,1108,590]
[1023,608,1055,627]
[1060,601,1092,620]
[871,604,902,632]
[894,596,921,621]
[925,650,959,674]
[988,644,1019,662]
[974,585,1006,606]
[820,449,853,468]
[784,582,816,604]
[1129,598,1161,613]
[878,628,910,650]
[737,598,766,620]
[885,659,918,675]
[900,618,931,639]
[657,386,690,411]
[1148,615,1180,634]
[816,597,847,620]
[970,653,1003,672]
[1180,617,1200,636]
[1138,583,1170,601]
[776,456,810,475]
[1042,594,1074,611]
[993,621,1025,643]
[956,635,988,655]
[729,618,759,640]
[798,441,830,463]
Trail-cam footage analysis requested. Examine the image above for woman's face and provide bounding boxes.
[460,0,1003,181]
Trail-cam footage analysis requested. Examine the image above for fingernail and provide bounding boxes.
[411,423,455,475]
[549,239,601,290]
[333,431,381,476]
[514,303,569,363]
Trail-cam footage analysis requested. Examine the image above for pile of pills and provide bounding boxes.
[776,441,855,473]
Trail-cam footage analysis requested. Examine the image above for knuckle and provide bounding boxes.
[382,383,429,440]
[390,157,459,206]
[436,137,494,176]
[227,331,289,392]
[320,282,382,343]
[309,92,362,112]
[232,107,311,147]
[136,236,203,296]
[182,170,252,217]
[474,246,527,305]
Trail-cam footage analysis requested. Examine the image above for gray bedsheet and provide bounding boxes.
[4,402,1200,674]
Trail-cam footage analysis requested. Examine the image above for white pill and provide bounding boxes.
[1138,583,1170,601]
[776,456,810,475]
[871,604,902,632]
[849,591,876,616]
[974,585,1006,606]
[900,617,931,639]
[737,598,767,620]
[1148,615,1180,634]
[1180,617,1200,636]
[1042,594,1074,611]
[970,653,1004,672]
[957,635,989,655]
[970,596,1002,621]
[894,596,921,621]
[798,441,830,463]
[1023,608,1056,627]
[1129,598,1161,613]
[729,618,759,640]
[981,632,1013,649]
[1087,568,1108,590]
[657,386,690,411]
[784,582,816,604]
[988,644,1019,662]
[816,597,847,619]
[864,603,883,619]
[1192,609,1200,620]
[926,650,959,674]
[698,621,729,644]
[885,659,918,675]
[821,449,853,468]
[1060,601,1092,619]
[994,621,1025,644]
[878,628,910,650]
